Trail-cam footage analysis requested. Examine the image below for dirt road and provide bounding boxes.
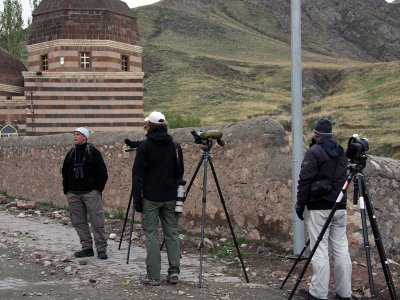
[0,210,287,300]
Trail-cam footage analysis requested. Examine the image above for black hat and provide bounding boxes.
[314,118,332,136]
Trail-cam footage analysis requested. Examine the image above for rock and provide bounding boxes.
[60,256,70,263]
[31,251,41,259]
[52,211,64,219]
[109,233,117,240]
[17,213,26,218]
[197,237,214,250]
[43,260,52,267]
[257,246,271,254]
[5,202,17,208]
[79,259,89,265]
[16,201,36,209]
[0,195,8,204]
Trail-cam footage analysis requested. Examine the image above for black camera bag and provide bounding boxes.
[310,157,337,199]
[310,177,332,197]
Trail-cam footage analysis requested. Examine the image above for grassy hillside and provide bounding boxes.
[134,0,400,158]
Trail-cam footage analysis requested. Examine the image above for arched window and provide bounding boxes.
[0,124,18,137]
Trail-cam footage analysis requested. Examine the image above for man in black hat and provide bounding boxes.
[295,118,352,300]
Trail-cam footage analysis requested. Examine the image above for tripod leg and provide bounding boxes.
[287,172,353,299]
[356,175,376,298]
[280,239,310,289]
[119,191,133,250]
[208,158,249,283]
[126,207,136,264]
[362,178,398,300]
[186,153,205,196]
[198,154,209,288]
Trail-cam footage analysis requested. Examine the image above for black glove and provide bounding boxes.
[295,202,305,221]
[134,198,143,213]
[125,139,142,149]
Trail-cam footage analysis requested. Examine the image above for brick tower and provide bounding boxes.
[23,0,144,135]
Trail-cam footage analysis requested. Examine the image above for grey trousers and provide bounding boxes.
[67,190,108,252]
[306,209,352,299]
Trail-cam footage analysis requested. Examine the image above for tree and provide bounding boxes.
[0,0,24,58]
[27,0,41,26]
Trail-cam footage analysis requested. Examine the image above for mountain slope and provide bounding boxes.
[133,0,400,158]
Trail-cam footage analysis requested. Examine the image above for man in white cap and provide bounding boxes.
[62,127,109,259]
[132,111,184,286]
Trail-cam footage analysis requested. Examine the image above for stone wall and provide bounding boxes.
[0,118,399,257]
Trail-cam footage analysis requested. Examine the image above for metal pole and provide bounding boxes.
[291,0,305,254]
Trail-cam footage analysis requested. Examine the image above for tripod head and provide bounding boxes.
[347,156,367,205]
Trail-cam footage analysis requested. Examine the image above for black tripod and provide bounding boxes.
[186,138,249,288]
[118,189,136,264]
[282,160,398,300]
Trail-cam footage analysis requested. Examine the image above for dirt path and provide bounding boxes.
[0,210,287,300]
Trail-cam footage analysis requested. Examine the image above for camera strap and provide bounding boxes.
[68,143,94,164]
[172,140,183,181]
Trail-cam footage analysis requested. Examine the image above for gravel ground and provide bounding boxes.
[1,199,399,300]
[0,209,286,300]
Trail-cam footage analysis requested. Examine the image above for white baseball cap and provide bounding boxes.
[144,111,166,124]
[73,127,90,139]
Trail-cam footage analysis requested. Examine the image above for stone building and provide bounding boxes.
[0,48,27,136]
[1,0,144,136]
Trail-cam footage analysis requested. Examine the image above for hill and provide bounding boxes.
[133,0,400,158]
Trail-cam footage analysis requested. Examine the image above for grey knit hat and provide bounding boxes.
[313,118,333,136]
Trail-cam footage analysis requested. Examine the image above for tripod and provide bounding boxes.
[118,189,136,264]
[186,138,249,288]
[282,160,398,300]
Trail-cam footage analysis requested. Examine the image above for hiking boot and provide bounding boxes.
[140,274,160,286]
[74,248,94,258]
[296,289,327,300]
[97,250,108,260]
[335,293,352,300]
[166,273,179,284]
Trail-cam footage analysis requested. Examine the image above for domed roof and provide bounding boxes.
[28,0,139,45]
[33,0,135,18]
[0,48,26,88]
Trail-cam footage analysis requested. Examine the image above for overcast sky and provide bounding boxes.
[0,0,162,28]
[0,0,396,28]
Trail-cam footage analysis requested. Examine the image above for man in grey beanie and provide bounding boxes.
[296,118,352,300]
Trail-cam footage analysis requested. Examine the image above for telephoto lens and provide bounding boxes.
[175,184,186,213]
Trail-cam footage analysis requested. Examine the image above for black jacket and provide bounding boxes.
[132,128,184,204]
[297,137,348,210]
[62,143,108,194]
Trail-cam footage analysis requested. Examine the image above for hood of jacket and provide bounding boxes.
[146,128,172,145]
[317,137,344,159]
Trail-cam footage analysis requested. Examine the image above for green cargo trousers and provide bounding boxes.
[67,190,108,252]
[142,199,180,281]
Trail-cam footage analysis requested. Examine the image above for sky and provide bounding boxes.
[0,0,396,28]
[0,0,162,28]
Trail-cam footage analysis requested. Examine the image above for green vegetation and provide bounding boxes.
[134,1,400,159]
[104,207,125,220]
[209,236,249,259]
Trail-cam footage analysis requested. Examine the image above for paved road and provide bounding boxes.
[0,211,287,300]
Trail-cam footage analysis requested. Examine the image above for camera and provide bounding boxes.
[346,134,369,163]
[74,163,84,179]
[175,180,186,214]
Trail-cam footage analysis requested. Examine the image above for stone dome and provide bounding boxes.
[0,48,26,88]
[28,0,139,45]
